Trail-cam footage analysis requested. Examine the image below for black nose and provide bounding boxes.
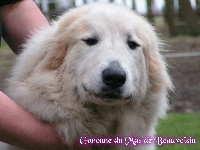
[102,67,126,89]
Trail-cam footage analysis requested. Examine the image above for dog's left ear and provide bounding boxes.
[135,22,172,94]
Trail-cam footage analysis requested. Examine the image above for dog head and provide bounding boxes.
[44,3,172,105]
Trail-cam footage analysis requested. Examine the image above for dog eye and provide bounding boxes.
[127,40,140,50]
[83,38,98,46]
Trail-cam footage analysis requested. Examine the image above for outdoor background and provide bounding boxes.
[0,0,200,149]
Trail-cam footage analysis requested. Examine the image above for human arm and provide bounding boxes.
[0,1,64,148]
[0,1,90,149]
[0,91,91,149]
[0,91,67,150]
[0,0,49,54]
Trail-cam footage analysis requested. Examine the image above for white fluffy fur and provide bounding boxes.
[3,3,172,150]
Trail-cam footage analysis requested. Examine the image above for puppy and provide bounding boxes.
[5,3,172,150]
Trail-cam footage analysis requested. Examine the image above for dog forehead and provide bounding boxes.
[67,4,140,38]
[57,3,148,36]
[56,3,156,47]
[87,4,136,27]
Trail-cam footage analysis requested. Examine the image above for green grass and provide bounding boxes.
[0,39,12,53]
[157,113,200,150]
[1,39,8,47]
[0,41,14,73]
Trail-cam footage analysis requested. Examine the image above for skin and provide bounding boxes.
[0,0,90,149]
[0,91,67,150]
[0,0,49,54]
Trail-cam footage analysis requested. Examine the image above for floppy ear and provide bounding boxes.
[44,8,85,71]
[44,40,69,71]
[135,23,172,94]
[147,47,172,93]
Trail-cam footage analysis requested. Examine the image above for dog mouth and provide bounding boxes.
[82,85,132,102]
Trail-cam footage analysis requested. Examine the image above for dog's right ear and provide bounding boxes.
[44,43,68,71]
[44,9,85,71]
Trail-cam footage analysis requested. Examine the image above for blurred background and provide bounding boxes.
[0,0,200,149]
[35,0,200,113]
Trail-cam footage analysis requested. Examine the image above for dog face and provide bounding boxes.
[45,4,170,105]
[75,11,148,105]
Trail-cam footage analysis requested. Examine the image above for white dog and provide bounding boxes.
[3,3,172,150]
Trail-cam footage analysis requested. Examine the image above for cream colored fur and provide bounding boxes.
[3,3,172,150]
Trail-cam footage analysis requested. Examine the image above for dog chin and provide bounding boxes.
[82,85,133,104]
